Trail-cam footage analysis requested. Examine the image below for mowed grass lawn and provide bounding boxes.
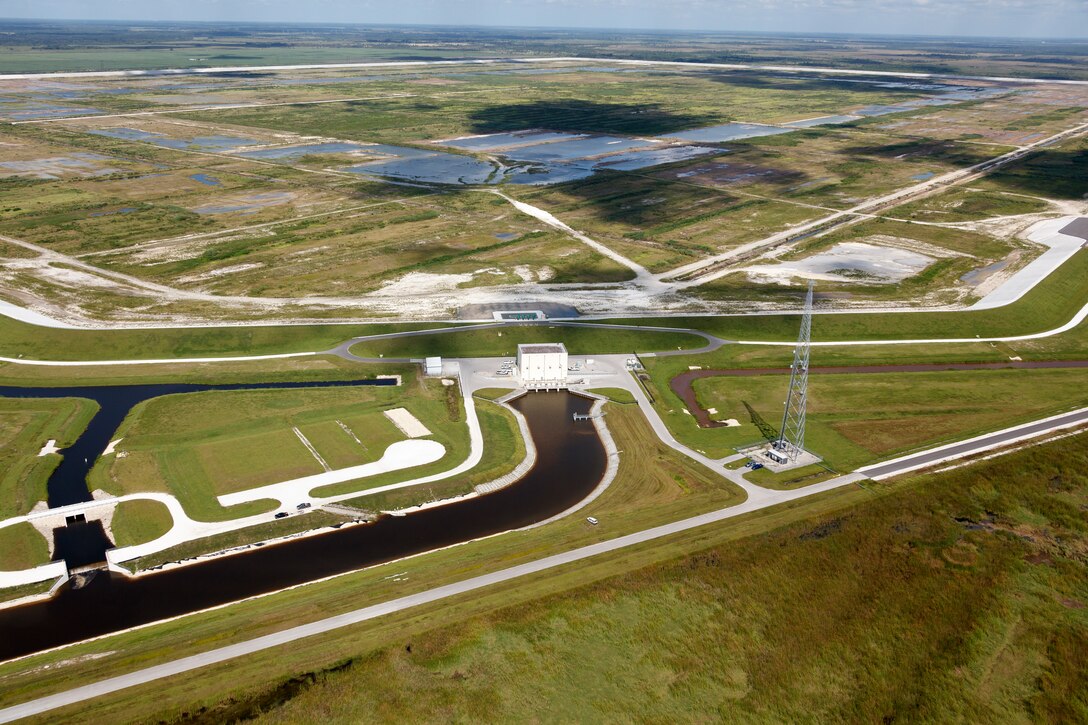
[686,367,1088,466]
[0,522,50,572]
[110,499,174,548]
[350,325,705,358]
[0,396,99,518]
[617,247,1088,343]
[247,431,1088,724]
[94,379,464,521]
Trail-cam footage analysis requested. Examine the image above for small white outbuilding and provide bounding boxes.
[517,343,568,388]
[424,356,443,376]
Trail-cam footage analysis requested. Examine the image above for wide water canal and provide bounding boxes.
[0,379,396,569]
[0,391,604,661]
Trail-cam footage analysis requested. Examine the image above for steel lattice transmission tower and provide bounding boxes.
[774,281,814,462]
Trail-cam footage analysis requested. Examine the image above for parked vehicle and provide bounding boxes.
[275,512,289,519]
[587,516,599,525]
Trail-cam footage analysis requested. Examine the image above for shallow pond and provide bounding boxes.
[660,123,793,143]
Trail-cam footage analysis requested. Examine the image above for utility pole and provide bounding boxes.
[775,281,813,463]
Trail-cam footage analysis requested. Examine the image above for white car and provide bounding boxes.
[586,516,599,525]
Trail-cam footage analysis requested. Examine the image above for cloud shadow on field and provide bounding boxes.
[466,100,718,137]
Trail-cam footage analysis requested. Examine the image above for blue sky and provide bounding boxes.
[3,0,1086,39]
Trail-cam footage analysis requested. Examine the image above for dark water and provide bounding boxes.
[0,391,604,661]
[0,379,394,566]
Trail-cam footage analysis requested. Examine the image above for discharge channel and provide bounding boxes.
[0,379,396,569]
[0,391,604,661]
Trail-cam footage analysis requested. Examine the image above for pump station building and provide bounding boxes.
[517,343,568,389]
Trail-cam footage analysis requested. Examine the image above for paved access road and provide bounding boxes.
[858,407,1088,480]
[3,403,1085,723]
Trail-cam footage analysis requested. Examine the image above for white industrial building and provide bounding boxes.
[517,343,568,389]
[424,356,443,376]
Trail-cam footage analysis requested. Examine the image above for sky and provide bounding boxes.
[1,0,1086,39]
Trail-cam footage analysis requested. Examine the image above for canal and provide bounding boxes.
[0,390,604,661]
[0,378,396,569]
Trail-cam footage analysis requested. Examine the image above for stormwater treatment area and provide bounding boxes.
[0,391,605,661]
[0,379,396,570]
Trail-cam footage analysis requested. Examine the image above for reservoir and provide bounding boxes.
[0,390,605,661]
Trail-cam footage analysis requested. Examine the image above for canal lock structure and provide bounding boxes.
[0,389,604,660]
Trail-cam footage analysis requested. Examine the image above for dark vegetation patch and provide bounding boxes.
[467,100,718,136]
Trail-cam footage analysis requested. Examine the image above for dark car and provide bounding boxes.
[297,502,312,510]
[275,512,289,519]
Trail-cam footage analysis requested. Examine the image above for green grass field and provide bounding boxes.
[0,523,50,572]
[110,500,174,548]
[0,315,449,362]
[689,367,1088,467]
[349,325,705,358]
[94,378,463,521]
[620,246,1088,343]
[0,396,99,518]
[0,45,472,74]
[587,387,637,404]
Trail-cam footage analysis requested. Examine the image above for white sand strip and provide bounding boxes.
[293,427,330,472]
[37,440,60,457]
[384,408,432,438]
[336,420,366,449]
[217,439,445,507]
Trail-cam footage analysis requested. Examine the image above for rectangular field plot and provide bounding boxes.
[293,418,386,470]
[660,123,793,143]
[99,382,467,520]
[689,367,1088,469]
[196,428,324,495]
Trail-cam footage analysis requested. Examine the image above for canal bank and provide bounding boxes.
[0,391,606,661]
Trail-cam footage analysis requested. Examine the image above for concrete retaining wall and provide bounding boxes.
[474,403,537,495]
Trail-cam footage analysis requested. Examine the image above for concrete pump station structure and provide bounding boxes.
[517,343,569,389]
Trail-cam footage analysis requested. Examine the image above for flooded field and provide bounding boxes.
[0,153,120,179]
[784,115,861,128]
[432,130,718,184]
[345,152,499,184]
[0,102,103,121]
[596,145,717,170]
[90,127,261,151]
[189,173,221,186]
[661,122,793,143]
[502,135,651,161]
[237,141,375,159]
[440,130,582,150]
